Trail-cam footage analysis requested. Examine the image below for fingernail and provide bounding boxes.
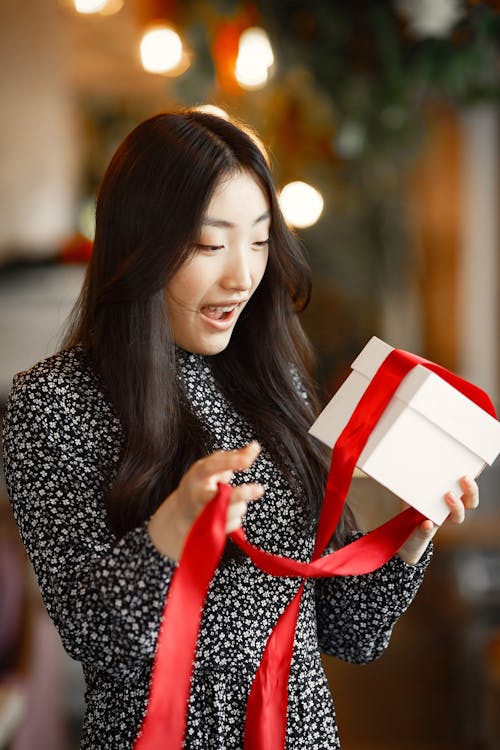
[448,491,459,503]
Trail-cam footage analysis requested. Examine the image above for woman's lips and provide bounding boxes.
[199,304,239,330]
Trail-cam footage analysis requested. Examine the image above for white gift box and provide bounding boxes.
[309,336,500,525]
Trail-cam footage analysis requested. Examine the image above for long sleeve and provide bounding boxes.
[315,533,432,663]
[2,353,177,680]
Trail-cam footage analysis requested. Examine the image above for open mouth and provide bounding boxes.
[200,304,237,321]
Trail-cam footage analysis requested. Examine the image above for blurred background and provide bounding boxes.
[0,0,499,748]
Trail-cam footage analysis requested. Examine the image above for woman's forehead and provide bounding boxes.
[204,171,271,225]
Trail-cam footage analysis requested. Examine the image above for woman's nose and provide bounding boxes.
[221,248,252,291]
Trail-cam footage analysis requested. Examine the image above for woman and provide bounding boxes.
[2,110,478,749]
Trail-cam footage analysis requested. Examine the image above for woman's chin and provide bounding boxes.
[176,329,233,356]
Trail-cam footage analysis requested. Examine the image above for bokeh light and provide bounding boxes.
[279,181,324,228]
[140,25,183,75]
[74,0,108,13]
[235,27,274,90]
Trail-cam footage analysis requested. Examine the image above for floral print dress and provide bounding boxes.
[2,347,431,749]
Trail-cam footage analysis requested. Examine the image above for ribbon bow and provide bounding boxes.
[133,347,496,750]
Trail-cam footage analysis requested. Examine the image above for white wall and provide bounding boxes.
[0,264,85,399]
[0,0,79,259]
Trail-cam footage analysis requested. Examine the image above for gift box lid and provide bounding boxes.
[312,336,500,465]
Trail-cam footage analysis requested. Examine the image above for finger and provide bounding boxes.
[225,483,266,533]
[459,475,479,509]
[229,483,265,505]
[225,498,252,533]
[444,491,466,524]
[225,499,248,525]
[215,469,234,486]
[226,515,246,533]
[195,442,261,482]
[410,518,437,542]
[397,518,437,564]
[419,519,436,536]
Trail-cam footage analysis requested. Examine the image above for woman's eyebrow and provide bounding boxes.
[202,210,271,228]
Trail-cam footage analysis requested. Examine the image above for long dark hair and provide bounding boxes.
[64,109,342,540]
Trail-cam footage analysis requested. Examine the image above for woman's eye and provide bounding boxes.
[253,239,270,248]
[195,243,224,252]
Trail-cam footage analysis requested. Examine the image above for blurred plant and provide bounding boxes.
[256,0,499,161]
[75,0,500,378]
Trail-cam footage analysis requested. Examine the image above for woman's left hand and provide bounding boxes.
[396,476,479,565]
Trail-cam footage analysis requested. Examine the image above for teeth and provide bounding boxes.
[201,304,238,321]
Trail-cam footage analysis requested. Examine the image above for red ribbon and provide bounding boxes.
[133,347,496,750]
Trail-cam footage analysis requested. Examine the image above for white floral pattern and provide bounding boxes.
[2,347,431,749]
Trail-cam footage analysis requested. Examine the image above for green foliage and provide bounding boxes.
[258,1,500,153]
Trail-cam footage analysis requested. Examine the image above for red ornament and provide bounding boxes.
[211,6,260,94]
[58,233,93,264]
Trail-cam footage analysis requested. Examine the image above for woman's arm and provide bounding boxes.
[3,365,264,679]
[315,477,479,661]
[315,538,432,663]
[2,378,177,680]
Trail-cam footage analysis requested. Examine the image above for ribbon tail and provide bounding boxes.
[244,585,304,750]
[310,506,425,576]
[133,484,231,750]
[132,343,496,750]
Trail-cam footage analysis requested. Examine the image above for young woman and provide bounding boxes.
[2,110,478,749]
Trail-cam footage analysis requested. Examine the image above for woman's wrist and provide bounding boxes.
[147,490,191,562]
[396,546,426,566]
[396,534,433,566]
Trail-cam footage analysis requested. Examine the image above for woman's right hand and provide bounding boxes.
[147,441,264,561]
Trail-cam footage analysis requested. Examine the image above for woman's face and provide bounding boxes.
[165,170,270,355]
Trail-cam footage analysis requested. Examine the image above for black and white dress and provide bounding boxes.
[2,347,431,749]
